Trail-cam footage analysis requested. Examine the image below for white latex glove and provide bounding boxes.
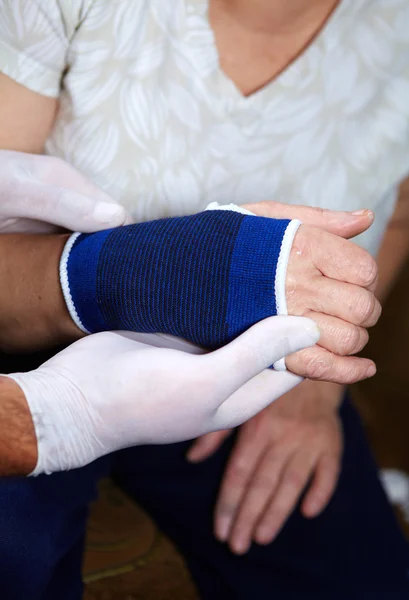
[8,316,319,475]
[0,149,131,233]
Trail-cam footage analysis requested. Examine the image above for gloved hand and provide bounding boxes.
[0,149,131,233]
[7,316,319,475]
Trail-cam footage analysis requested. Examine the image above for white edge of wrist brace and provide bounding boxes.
[205,202,302,371]
[59,232,90,335]
[273,218,302,370]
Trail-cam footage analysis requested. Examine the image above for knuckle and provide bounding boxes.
[226,461,250,486]
[359,255,378,287]
[216,501,235,519]
[303,351,332,380]
[282,469,305,491]
[353,291,376,325]
[353,327,369,353]
[251,474,276,494]
[339,326,363,355]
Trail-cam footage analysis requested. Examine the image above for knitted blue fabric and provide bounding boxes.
[63,211,290,349]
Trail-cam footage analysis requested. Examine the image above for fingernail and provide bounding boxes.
[93,202,125,223]
[215,518,231,542]
[366,364,377,378]
[299,321,320,345]
[305,322,321,341]
[351,209,374,221]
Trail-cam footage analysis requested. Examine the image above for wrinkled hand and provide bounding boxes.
[0,150,131,233]
[8,315,319,475]
[242,201,380,384]
[188,379,344,555]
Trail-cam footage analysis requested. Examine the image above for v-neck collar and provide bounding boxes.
[184,0,360,113]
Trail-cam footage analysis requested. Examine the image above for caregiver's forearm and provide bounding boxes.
[0,234,83,353]
[0,376,37,476]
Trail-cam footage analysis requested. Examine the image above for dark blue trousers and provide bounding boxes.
[1,350,409,599]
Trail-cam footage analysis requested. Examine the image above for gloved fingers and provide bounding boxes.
[203,315,320,397]
[32,154,118,204]
[4,181,129,231]
[213,369,302,430]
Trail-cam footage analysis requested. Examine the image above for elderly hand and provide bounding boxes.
[188,379,344,555]
[0,150,131,233]
[6,315,319,475]
[60,202,379,385]
[241,201,380,384]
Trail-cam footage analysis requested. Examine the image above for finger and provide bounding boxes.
[228,449,289,555]
[205,316,320,397]
[34,155,117,204]
[302,453,341,518]
[13,181,128,231]
[302,312,369,356]
[214,435,265,543]
[254,451,315,545]
[306,229,378,289]
[305,277,381,328]
[241,201,374,239]
[214,369,302,430]
[286,346,376,383]
[186,430,232,463]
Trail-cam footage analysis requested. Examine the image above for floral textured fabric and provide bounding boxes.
[0,0,408,255]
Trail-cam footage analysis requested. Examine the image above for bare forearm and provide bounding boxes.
[0,234,83,353]
[0,376,37,476]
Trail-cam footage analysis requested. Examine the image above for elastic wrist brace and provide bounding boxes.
[60,205,301,356]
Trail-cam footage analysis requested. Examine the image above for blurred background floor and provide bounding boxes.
[83,261,409,600]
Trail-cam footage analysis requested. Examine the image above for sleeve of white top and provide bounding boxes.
[0,0,88,97]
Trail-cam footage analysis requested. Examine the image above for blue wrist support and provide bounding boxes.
[60,210,292,349]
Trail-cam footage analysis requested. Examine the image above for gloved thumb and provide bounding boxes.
[205,316,320,396]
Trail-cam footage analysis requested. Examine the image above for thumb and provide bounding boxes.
[187,430,232,463]
[205,316,320,397]
[13,181,129,232]
[241,201,374,239]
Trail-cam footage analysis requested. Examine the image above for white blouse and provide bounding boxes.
[1,0,408,254]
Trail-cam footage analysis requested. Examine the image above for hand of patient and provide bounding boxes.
[59,203,379,384]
